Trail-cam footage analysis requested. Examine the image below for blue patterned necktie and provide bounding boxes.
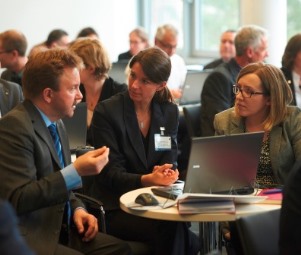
[48,123,64,167]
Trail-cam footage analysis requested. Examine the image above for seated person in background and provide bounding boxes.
[0,29,28,87]
[200,25,269,136]
[89,47,199,255]
[0,200,35,255]
[214,62,301,254]
[0,49,131,255]
[28,29,70,57]
[155,24,187,100]
[280,160,301,254]
[117,26,149,62]
[281,33,301,107]
[69,38,128,145]
[203,29,236,70]
[77,27,99,39]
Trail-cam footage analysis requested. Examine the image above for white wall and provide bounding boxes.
[0,0,138,62]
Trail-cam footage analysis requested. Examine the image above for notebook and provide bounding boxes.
[152,132,264,199]
[62,102,87,152]
[179,70,212,105]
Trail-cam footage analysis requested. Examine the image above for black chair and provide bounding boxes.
[73,193,152,255]
[235,209,280,255]
[182,104,202,138]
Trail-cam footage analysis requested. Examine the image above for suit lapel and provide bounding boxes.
[23,100,63,169]
[123,93,148,168]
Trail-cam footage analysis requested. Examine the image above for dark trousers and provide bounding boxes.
[105,209,199,255]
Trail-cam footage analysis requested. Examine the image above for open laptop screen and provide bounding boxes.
[184,132,264,194]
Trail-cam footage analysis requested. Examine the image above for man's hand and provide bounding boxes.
[73,208,98,242]
[73,146,109,176]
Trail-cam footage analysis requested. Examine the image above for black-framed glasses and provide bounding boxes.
[233,84,268,98]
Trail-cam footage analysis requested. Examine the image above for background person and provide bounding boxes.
[69,38,127,145]
[0,49,131,255]
[200,25,269,136]
[203,29,236,70]
[89,47,199,255]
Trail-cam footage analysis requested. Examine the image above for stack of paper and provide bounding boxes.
[256,189,282,205]
[177,194,235,215]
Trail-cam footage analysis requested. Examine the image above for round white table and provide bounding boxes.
[120,187,281,254]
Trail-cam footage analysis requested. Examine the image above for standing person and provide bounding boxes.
[0,29,28,87]
[89,47,199,255]
[281,33,301,107]
[203,29,236,70]
[214,62,301,254]
[200,25,269,136]
[69,38,127,145]
[118,27,149,62]
[155,24,187,100]
[0,49,131,255]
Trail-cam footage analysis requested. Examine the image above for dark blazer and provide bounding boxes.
[90,91,179,210]
[117,50,133,62]
[0,78,23,116]
[280,160,301,254]
[80,77,128,145]
[0,100,84,255]
[281,67,297,106]
[1,70,23,87]
[214,106,301,183]
[203,58,224,70]
[200,58,241,136]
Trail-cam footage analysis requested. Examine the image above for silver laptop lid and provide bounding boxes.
[184,132,264,194]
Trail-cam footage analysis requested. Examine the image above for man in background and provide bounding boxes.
[203,29,236,70]
[200,25,269,136]
[0,29,28,87]
[155,24,187,100]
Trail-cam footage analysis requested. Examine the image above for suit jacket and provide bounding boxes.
[200,58,241,136]
[118,50,133,62]
[0,100,84,255]
[89,91,179,210]
[214,106,301,183]
[0,78,23,116]
[281,67,297,106]
[1,69,23,87]
[203,58,224,70]
[80,77,128,145]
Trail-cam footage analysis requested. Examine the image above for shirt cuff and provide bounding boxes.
[61,164,82,190]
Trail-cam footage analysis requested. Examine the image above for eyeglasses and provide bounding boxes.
[233,84,268,98]
[158,40,177,50]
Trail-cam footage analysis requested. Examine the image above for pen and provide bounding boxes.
[262,188,282,195]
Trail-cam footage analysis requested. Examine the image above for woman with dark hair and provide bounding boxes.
[281,33,301,106]
[89,47,199,255]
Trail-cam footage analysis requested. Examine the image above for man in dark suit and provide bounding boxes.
[200,25,269,136]
[0,77,23,117]
[0,49,131,255]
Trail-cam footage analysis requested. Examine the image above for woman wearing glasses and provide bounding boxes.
[214,62,301,254]
[214,62,301,188]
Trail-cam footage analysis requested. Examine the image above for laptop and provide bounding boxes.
[179,69,212,105]
[62,102,87,152]
[152,132,264,199]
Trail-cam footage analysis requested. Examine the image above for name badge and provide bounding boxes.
[154,134,171,151]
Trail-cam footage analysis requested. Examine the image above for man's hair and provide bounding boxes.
[235,25,268,56]
[235,62,292,131]
[130,27,149,46]
[281,33,301,70]
[46,29,68,47]
[69,38,111,80]
[155,24,178,41]
[0,29,27,56]
[22,49,83,100]
[77,27,99,38]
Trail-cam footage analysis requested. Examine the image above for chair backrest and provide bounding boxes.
[182,104,201,137]
[235,209,280,255]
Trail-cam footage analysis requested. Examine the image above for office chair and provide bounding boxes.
[235,209,280,255]
[182,104,202,138]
